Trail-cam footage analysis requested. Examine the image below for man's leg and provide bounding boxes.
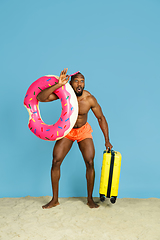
[42,137,73,209]
[78,138,99,208]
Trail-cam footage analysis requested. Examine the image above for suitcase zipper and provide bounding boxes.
[107,150,115,198]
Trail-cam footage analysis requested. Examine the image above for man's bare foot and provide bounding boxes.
[42,199,59,209]
[87,199,99,208]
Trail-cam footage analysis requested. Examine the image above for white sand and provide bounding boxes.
[0,197,160,240]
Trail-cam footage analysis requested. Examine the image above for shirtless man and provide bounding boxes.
[37,68,113,209]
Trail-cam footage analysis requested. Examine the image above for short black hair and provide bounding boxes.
[71,72,85,82]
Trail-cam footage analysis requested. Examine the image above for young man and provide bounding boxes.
[37,68,113,208]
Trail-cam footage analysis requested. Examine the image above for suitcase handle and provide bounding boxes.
[103,149,115,154]
[106,148,114,153]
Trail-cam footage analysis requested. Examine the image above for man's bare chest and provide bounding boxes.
[78,99,91,115]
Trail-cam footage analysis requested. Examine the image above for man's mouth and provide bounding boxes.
[73,86,84,96]
[77,87,82,92]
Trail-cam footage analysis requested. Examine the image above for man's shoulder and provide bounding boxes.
[83,90,94,98]
[83,90,97,106]
[83,90,91,96]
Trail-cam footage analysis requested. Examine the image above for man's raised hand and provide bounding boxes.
[58,68,70,86]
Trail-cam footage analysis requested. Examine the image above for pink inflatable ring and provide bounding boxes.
[24,75,78,141]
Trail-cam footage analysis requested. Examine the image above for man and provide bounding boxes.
[37,68,113,209]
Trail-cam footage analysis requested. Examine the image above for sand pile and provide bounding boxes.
[0,196,160,240]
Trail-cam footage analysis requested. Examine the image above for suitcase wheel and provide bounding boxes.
[100,194,105,202]
[110,196,117,204]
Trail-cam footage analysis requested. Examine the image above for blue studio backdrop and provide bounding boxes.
[0,0,160,198]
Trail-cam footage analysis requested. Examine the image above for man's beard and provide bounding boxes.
[74,87,84,96]
[75,90,83,96]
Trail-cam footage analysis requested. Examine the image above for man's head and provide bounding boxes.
[70,72,85,97]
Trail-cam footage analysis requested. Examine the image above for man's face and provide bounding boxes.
[70,76,85,96]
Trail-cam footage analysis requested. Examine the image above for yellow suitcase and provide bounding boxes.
[99,150,122,203]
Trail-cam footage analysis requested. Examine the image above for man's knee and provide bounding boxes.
[85,157,94,169]
[51,156,62,169]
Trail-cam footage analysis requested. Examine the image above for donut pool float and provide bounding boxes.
[24,74,78,141]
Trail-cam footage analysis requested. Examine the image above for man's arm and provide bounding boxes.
[89,95,113,151]
[37,68,69,102]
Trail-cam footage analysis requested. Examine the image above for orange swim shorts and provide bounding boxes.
[65,122,93,142]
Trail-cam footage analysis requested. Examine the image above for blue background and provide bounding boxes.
[0,0,160,198]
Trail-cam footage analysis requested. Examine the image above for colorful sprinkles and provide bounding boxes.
[45,137,50,140]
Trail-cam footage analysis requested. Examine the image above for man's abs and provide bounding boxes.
[73,90,92,128]
[73,114,88,128]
